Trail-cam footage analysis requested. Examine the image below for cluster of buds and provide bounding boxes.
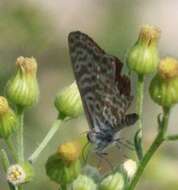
[66,159,137,190]
[127,25,178,108]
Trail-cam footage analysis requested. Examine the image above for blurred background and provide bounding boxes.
[0,0,178,189]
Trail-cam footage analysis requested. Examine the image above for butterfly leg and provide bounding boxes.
[82,142,90,165]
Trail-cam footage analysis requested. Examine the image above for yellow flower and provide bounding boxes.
[158,57,178,80]
[58,141,81,162]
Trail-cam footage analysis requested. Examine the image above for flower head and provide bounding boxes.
[139,25,160,45]
[122,159,137,179]
[99,172,124,190]
[158,57,178,80]
[45,153,81,185]
[149,57,178,107]
[55,81,83,119]
[70,175,97,190]
[58,141,81,163]
[127,25,160,75]
[16,56,37,75]
[6,56,39,108]
[7,163,34,185]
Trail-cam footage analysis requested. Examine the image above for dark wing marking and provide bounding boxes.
[68,31,133,133]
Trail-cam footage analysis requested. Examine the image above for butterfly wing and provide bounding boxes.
[68,31,134,134]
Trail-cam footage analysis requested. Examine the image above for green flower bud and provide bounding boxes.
[127,25,160,75]
[45,153,81,185]
[70,175,97,190]
[0,96,18,139]
[7,162,34,186]
[149,57,178,107]
[54,81,83,119]
[99,172,124,190]
[6,56,39,108]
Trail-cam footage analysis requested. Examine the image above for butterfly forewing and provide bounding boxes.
[68,31,138,151]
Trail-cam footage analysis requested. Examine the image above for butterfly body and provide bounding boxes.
[68,31,138,153]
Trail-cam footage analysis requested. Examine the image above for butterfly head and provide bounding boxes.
[87,130,116,153]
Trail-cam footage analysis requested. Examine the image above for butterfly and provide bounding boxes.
[68,31,138,153]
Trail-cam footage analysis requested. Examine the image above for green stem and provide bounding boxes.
[127,107,170,190]
[17,107,24,163]
[135,74,144,160]
[5,138,18,162]
[165,134,178,141]
[28,119,62,163]
[0,149,16,190]
[60,184,67,190]
[0,149,9,171]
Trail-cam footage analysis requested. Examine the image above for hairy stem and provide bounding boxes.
[17,107,24,163]
[127,107,170,190]
[5,138,18,162]
[135,74,144,160]
[28,119,62,163]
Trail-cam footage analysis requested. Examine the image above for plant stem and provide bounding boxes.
[165,134,178,141]
[5,138,18,162]
[16,107,25,190]
[17,107,24,163]
[0,149,9,171]
[135,74,144,160]
[127,107,170,190]
[0,149,16,190]
[28,119,62,163]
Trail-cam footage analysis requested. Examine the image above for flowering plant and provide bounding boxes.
[1,25,178,190]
